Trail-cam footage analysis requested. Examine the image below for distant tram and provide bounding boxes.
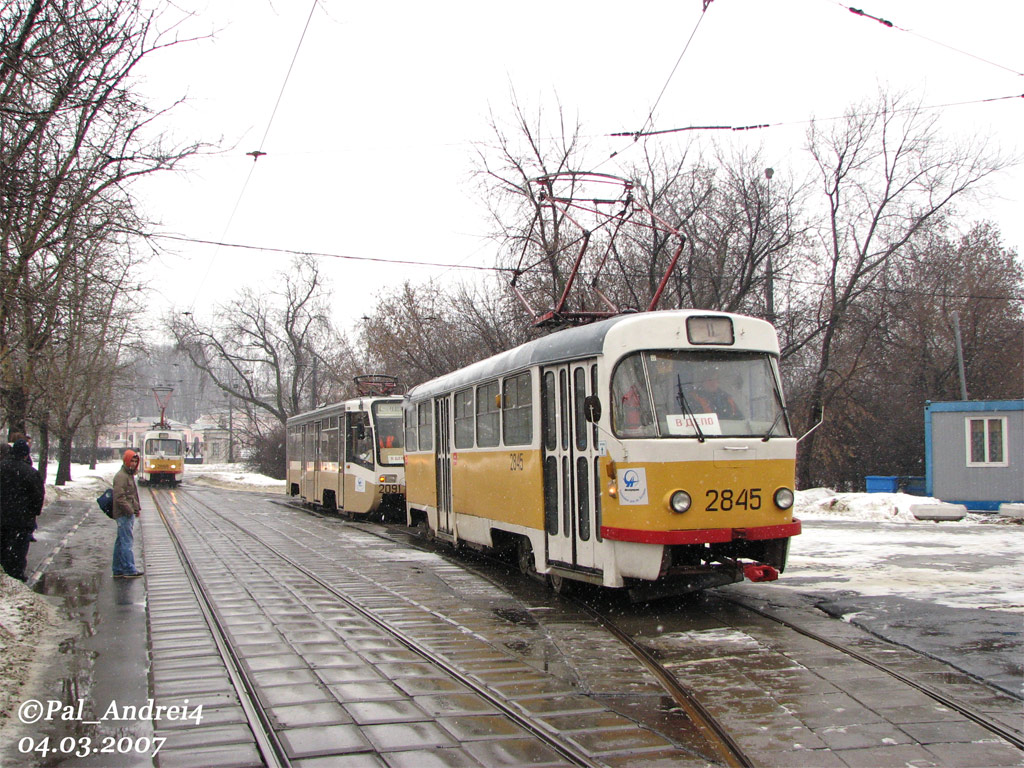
[403,310,801,599]
[286,380,405,519]
[139,427,186,485]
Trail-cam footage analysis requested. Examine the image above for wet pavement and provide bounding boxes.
[12,499,153,767]
[4,490,1023,768]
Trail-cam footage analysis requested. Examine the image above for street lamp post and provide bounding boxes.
[764,167,775,324]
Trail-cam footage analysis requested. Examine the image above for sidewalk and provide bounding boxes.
[2,499,152,768]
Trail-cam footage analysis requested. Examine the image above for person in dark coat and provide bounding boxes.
[0,439,45,581]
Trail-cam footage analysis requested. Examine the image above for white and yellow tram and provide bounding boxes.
[140,427,186,485]
[287,396,405,518]
[403,310,800,598]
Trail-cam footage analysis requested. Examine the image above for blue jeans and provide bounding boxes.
[112,514,137,575]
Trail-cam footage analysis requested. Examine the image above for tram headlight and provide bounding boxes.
[669,490,691,514]
[774,487,795,510]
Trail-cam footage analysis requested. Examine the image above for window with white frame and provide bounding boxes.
[965,417,1008,467]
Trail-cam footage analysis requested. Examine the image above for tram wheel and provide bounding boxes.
[417,519,434,541]
[516,538,535,577]
[548,572,572,595]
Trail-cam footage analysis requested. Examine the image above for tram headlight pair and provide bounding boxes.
[774,487,795,510]
[669,490,691,514]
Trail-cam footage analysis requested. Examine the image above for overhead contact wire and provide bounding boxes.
[187,0,321,313]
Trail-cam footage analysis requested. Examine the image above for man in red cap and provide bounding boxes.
[112,449,143,578]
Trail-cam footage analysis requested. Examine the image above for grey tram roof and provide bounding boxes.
[406,310,731,401]
[287,395,401,427]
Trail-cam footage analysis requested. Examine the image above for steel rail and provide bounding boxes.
[280,504,752,768]
[172,487,604,768]
[283,498,1024,758]
[720,593,1024,752]
[148,488,292,768]
[569,597,755,768]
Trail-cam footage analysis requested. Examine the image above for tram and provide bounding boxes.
[139,426,186,485]
[403,310,800,599]
[286,388,405,519]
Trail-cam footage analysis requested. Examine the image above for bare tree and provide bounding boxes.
[170,256,353,426]
[796,90,1015,487]
[0,0,204,435]
[475,94,599,321]
[359,278,533,388]
[607,144,806,319]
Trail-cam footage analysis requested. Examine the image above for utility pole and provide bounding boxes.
[951,311,969,400]
[764,168,775,324]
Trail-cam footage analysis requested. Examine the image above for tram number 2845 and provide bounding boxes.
[705,488,762,511]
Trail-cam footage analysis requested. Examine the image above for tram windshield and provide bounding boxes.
[611,350,790,439]
[145,438,182,455]
[372,401,405,465]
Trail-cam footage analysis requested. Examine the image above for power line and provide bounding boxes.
[834,1,1024,79]
[152,234,1024,304]
[155,234,508,273]
[590,2,712,173]
[187,0,321,312]
[612,92,1023,140]
[256,0,321,153]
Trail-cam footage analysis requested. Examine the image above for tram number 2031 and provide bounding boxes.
[705,488,762,511]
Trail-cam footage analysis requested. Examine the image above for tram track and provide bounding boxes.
[716,592,1024,752]
[192,490,1024,764]
[153,486,609,768]
[293,502,1023,763]
[272,500,756,767]
[148,487,292,768]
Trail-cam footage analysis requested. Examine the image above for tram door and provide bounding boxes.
[303,422,318,501]
[542,360,600,573]
[434,397,454,536]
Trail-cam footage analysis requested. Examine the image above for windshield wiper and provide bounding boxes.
[762,387,788,441]
[675,374,705,443]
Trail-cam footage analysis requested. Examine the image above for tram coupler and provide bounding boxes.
[743,563,779,582]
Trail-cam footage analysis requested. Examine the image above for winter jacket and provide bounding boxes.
[112,465,141,519]
[0,456,45,530]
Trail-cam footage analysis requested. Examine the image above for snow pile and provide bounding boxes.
[0,574,62,736]
[796,488,995,524]
[187,462,284,493]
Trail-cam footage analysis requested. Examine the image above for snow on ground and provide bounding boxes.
[788,489,1024,614]
[43,460,285,503]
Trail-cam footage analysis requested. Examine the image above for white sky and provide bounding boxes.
[131,0,1024,335]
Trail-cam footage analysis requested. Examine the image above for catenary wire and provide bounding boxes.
[830,0,1024,78]
[611,92,1023,139]
[152,234,1024,303]
[186,0,321,312]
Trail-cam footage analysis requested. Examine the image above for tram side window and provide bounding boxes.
[611,354,656,437]
[542,371,557,451]
[404,402,418,452]
[347,412,374,470]
[476,381,500,448]
[325,424,340,467]
[304,427,316,468]
[319,422,330,469]
[417,401,433,451]
[454,389,474,449]
[503,372,532,446]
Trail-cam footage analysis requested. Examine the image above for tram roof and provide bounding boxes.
[406,309,771,400]
[287,395,402,427]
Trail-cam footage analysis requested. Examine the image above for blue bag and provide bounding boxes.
[97,489,114,519]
